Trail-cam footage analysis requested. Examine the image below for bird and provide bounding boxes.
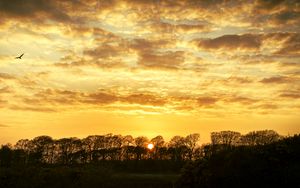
[15,53,24,59]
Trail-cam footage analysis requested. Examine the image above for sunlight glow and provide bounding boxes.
[147,143,154,150]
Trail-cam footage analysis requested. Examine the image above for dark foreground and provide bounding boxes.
[177,134,300,188]
[0,161,181,188]
[1,133,300,188]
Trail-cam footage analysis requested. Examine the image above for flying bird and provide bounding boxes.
[15,53,24,59]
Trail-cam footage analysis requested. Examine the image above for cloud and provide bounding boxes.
[21,88,168,109]
[0,99,7,107]
[260,76,291,84]
[57,37,184,70]
[0,0,75,23]
[280,93,300,99]
[197,97,218,107]
[129,38,171,51]
[0,0,299,118]
[279,89,300,99]
[0,86,12,94]
[271,11,300,25]
[0,123,9,127]
[0,73,16,80]
[174,23,209,32]
[152,21,210,34]
[195,34,262,51]
[249,0,300,29]
[122,93,167,106]
[9,105,57,112]
[194,32,299,57]
[138,51,185,70]
[221,76,253,84]
[128,38,183,70]
[274,33,300,56]
[83,92,119,104]
[253,103,278,110]
[84,44,126,59]
[225,96,258,105]
[254,0,285,13]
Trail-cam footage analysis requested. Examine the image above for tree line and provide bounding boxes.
[0,130,282,167]
[176,133,300,188]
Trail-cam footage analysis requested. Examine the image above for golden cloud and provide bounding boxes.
[260,76,292,84]
[194,34,262,51]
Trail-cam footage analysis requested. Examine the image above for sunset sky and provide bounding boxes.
[0,0,299,144]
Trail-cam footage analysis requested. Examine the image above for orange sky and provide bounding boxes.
[0,0,299,145]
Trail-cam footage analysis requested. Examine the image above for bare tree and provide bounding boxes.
[211,131,241,146]
[151,135,165,159]
[240,130,281,145]
[31,136,54,163]
[134,136,149,160]
[122,135,135,160]
[185,133,200,160]
[168,136,187,161]
[56,137,81,164]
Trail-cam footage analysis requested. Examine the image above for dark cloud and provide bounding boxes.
[122,94,166,106]
[254,103,278,109]
[260,76,291,84]
[55,59,125,69]
[275,33,300,56]
[0,0,76,23]
[175,23,208,31]
[83,92,119,104]
[280,89,300,99]
[129,38,171,51]
[222,76,253,84]
[9,105,57,112]
[0,86,12,94]
[0,99,7,108]
[195,34,262,50]
[277,62,300,67]
[153,21,210,33]
[126,0,243,12]
[225,96,258,105]
[84,44,126,59]
[250,0,300,28]
[254,0,285,12]
[280,93,300,99]
[197,97,218,107]
[138,51,185,70]
[22,88,168,108]
[272,11,300,25]
[0,73,16,80]
[0,123,9,127]
[55,59,88,68]
[62,36,184,70]
[129,38,184,70]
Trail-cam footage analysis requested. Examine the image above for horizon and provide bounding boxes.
[0,126,296,146]
[0,0,299,145]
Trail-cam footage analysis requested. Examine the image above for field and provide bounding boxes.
[0,161,182,188]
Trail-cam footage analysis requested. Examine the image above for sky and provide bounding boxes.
[0,0,299,145]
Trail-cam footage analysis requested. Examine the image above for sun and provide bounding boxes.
[147,143,154,150]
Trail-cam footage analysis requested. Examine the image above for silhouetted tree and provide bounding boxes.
[122,135,135,160]
[240,130,281,145]
[30,136,53,163]
[177,134,300,188]
[14,139,31,164]
[169,136,187,161]
[0,144,13,167]
[185,133,200,160]
[56,137,81,164]
[134,136,149,160]
[211,131,241,146]
[151,135,165,159]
